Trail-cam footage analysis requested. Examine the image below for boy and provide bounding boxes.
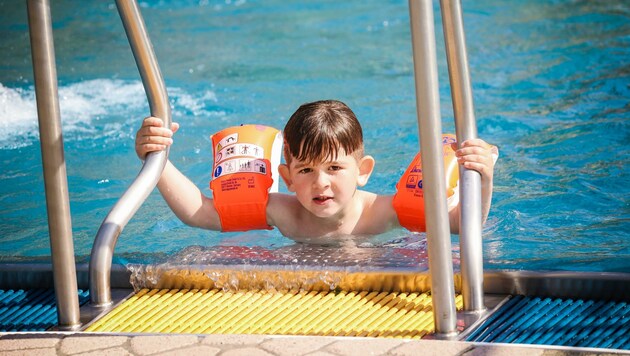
[135,100,496,240]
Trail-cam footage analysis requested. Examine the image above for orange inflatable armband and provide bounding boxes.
[210,125,283,232]
[392,134,460,232]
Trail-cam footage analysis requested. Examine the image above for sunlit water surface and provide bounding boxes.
[0,0,628,272]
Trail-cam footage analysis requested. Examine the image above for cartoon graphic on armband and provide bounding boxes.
[210,125,283,232]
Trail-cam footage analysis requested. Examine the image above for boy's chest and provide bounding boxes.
[287,206,379,240]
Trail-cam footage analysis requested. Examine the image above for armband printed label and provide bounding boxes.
[215,133,238,152]
[213,158,268,179]
[215,143,265,166]
[209,124,282,232]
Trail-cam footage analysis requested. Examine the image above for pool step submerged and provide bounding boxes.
[85,288,463,338]
[0,289,90,331]
[467,295,630,349]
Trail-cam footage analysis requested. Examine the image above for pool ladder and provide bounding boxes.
[28,0,493,337]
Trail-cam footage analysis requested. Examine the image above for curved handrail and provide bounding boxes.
[439,0,485,313]
[89,0,171,306]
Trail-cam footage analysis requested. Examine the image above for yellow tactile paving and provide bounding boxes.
[86,288,463,339]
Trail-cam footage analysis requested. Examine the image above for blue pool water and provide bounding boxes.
[0,1,628,272]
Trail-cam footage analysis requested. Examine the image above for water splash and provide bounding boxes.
[126,242,433,292]
[0,83,37,149]
[0,79,221,149]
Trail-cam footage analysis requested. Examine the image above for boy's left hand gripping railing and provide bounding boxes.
[89,0,171,307]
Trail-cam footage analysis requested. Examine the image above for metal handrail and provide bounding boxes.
[89,0,171,306]
[408,0,458,337]
[440,0,486,313]
[27,0,81,330]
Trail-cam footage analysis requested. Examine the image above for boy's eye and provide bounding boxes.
[298,168,312,174]
[329,165,342,171]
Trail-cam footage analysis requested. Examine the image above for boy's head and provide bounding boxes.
[283,100,364,164]
[279,100,376,219]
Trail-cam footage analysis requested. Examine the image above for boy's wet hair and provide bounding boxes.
[283,100,364,164]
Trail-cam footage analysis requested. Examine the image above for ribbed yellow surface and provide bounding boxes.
[86,289,463,338]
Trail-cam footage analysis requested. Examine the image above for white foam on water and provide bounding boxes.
[0,79,220,149]
[0,83,38,149]
[169,87,221,117]
[0,79,145,149]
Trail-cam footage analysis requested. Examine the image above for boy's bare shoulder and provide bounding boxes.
[267,192,301,213]
[357,190,393,208]
[268,191,297,201]
[356,191,399,234]
[266,192,302,233]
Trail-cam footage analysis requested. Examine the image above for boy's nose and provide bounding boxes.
[313,170,331,188]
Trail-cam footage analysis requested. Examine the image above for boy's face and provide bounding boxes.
[279,149,374,220]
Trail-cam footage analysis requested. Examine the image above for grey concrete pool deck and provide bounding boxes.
[1,332,628,356]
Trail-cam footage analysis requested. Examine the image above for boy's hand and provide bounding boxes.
[454,139,497,183]
[135,116,180,160]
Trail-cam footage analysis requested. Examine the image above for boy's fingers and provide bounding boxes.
[457,154,486,166]
[137,143,167,153]
[135,117,175,160]
[462,161,490,175]
[141,116,164,127]
[460,138,490,148]
[138,134,173,145]
[454,139,496,179]
[456,146,488,159]
[138,118,177,137]
[456,147,494,169]
[143,125,173,137]
[136,126,173,143]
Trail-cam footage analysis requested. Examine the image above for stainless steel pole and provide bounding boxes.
[89,0,171,306]
[439,0,485,312]
[408,0,458,337]
[27,0,81,330]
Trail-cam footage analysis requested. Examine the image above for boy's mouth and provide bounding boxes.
[313,196,332,204]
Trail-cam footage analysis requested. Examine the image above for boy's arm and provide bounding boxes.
[449,138,496,233]
[136,117,222,230]
[156,160,222,230]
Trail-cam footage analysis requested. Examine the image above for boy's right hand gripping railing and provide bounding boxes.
[89,0,171,307]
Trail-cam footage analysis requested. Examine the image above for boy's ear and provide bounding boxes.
[278,164,295,192]
[357,155,375,187]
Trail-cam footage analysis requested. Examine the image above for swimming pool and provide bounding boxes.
[0,0,628,272]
